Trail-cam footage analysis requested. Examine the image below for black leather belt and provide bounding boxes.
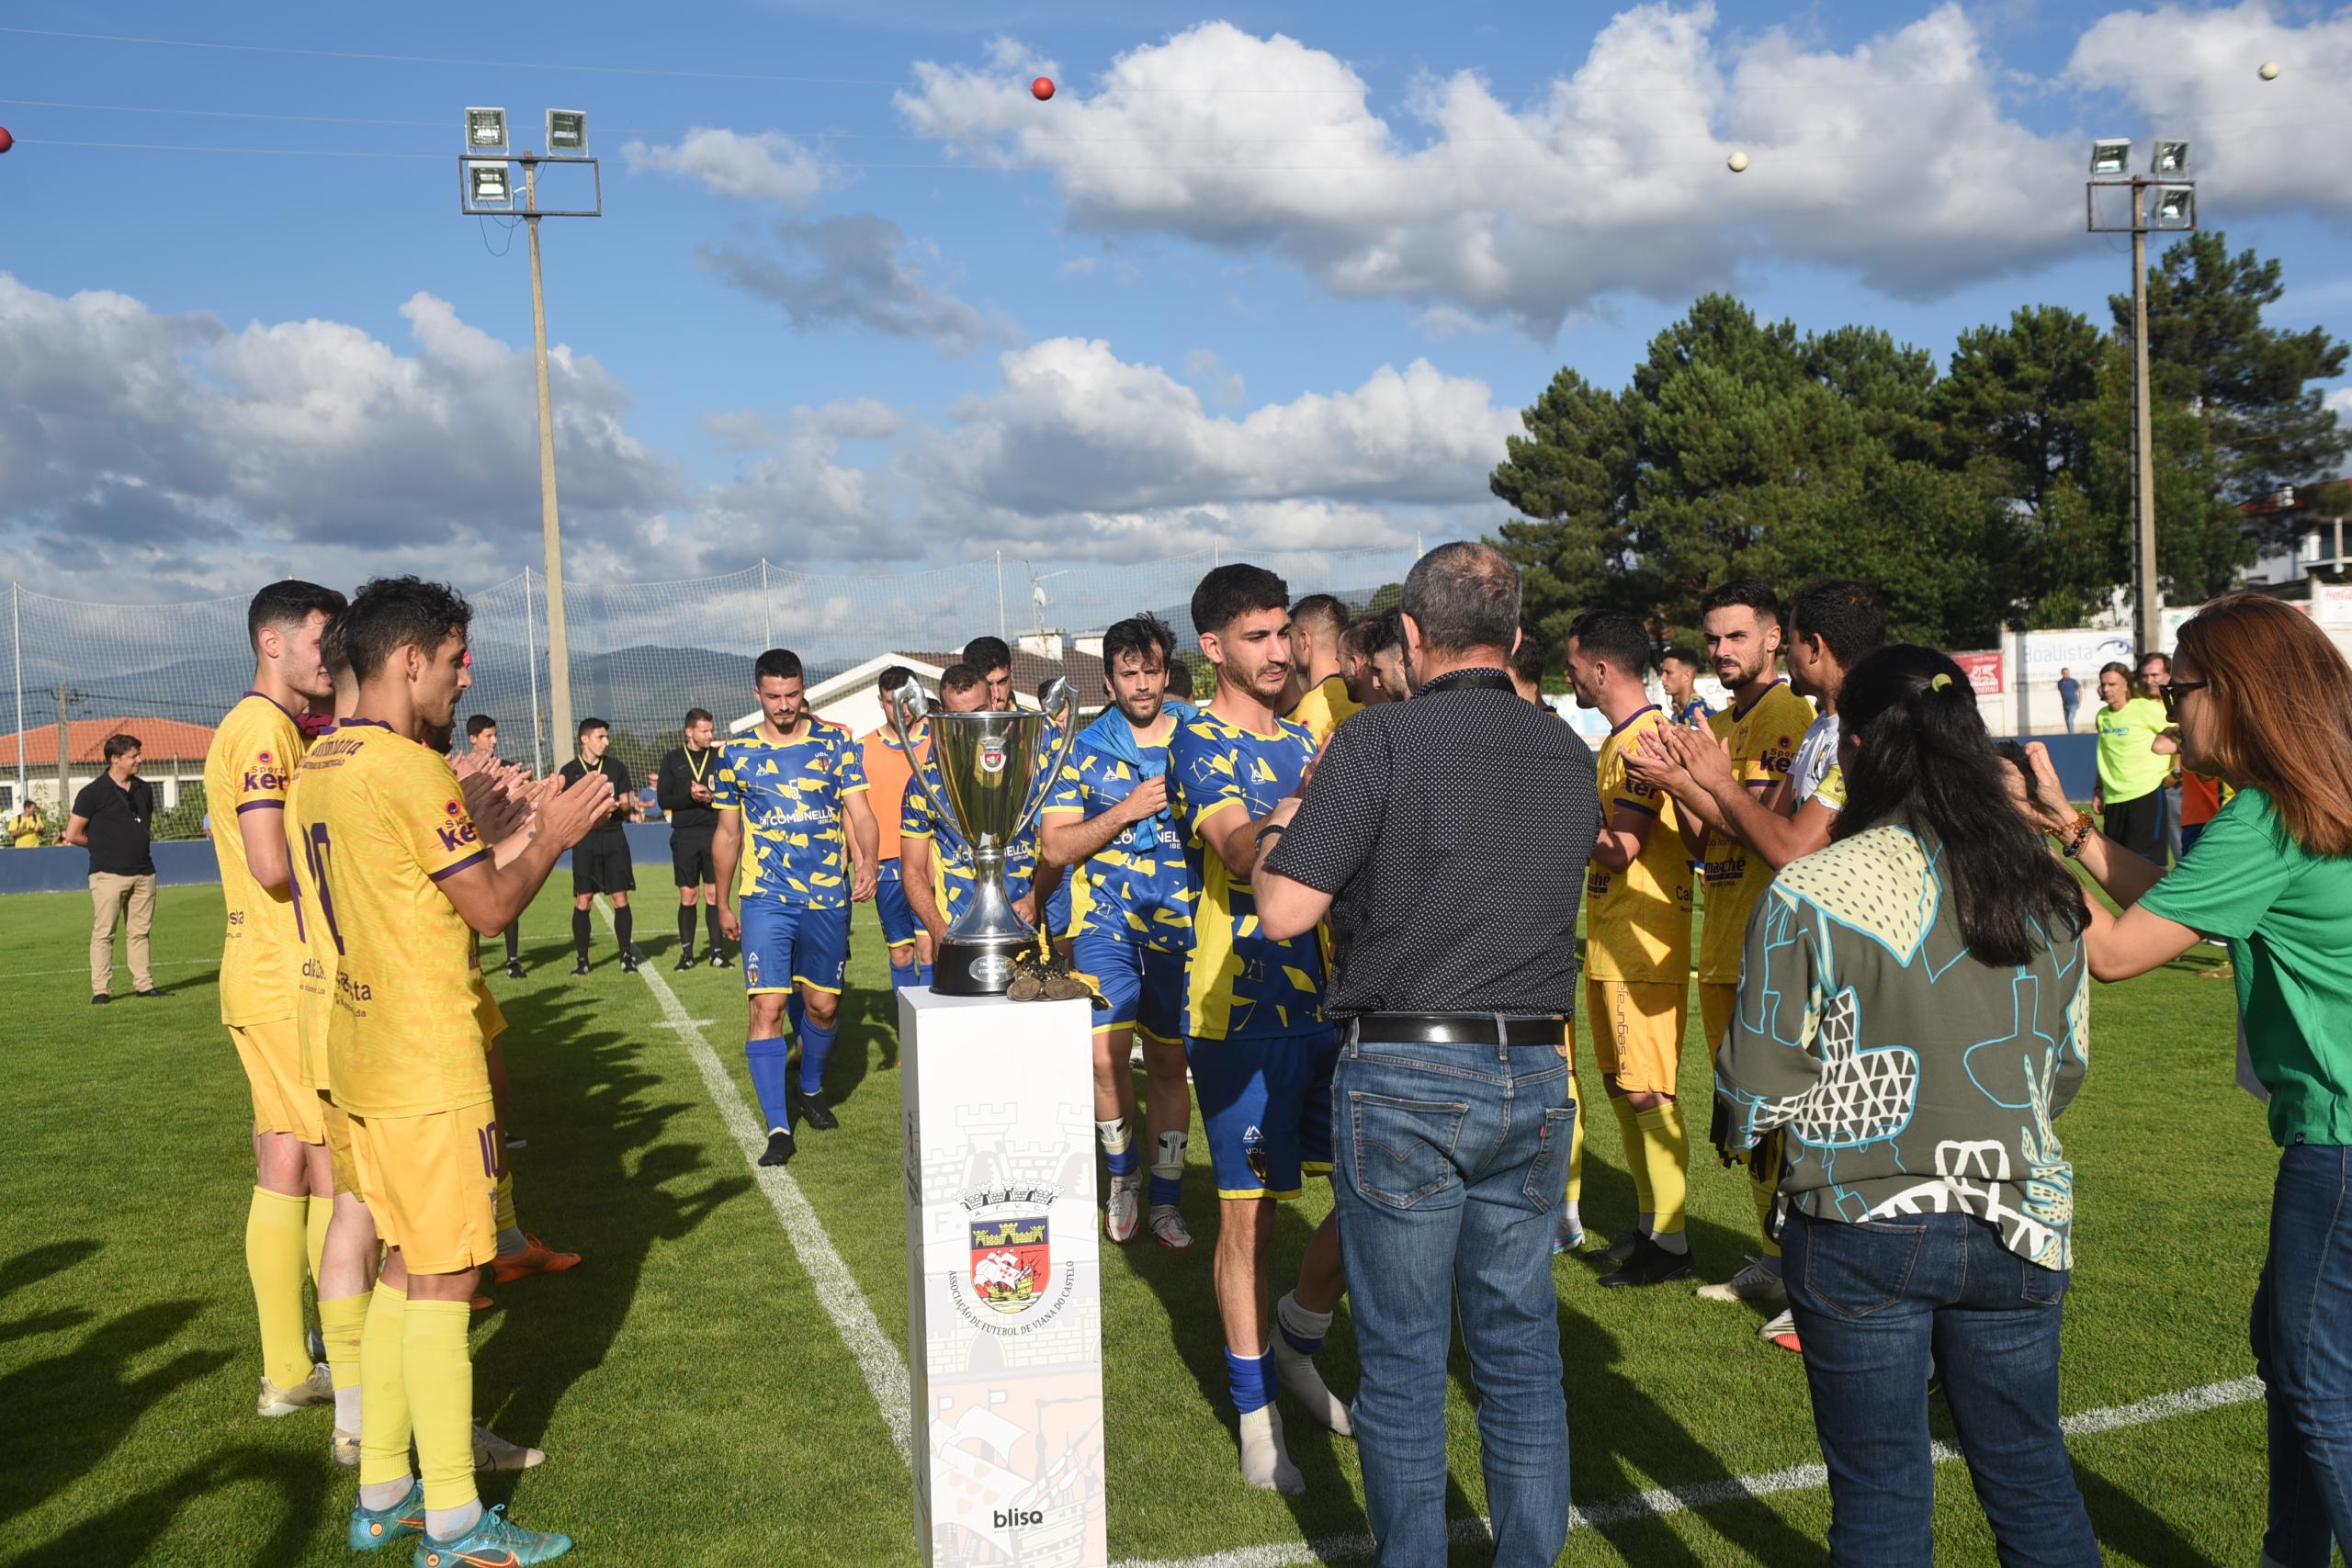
[1351,1013,1566,1046]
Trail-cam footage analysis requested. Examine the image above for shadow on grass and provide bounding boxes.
[466,984,750,1490]
[2075,1458,2226,1568]
[8,1444,329,1568]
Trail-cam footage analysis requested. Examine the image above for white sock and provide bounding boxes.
[496,1226,528,1258]
[427,1500,484,1541]
[359,1475,413,1512]
[1272,1294,1352,1436]
[1636,1210,1654,1238]
[1237,1405,1305,1495]
[334,1384,363,1429]
[1653,1229,1690,1256]
[1559,1200,1582,1235]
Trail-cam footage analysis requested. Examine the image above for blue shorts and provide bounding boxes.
[1187,1027,1339,1201]
[740,898,851,996]
[1073,931,1183,1043]
[875,862,919,949]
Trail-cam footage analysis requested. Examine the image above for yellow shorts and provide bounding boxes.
[230,1020,324,1142]
[347,1101,500,1274]
[1699,981,1738,1066]
[319,1091,360,1198]
[1585,978,1690,1097]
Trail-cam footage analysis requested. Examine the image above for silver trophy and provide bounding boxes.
[888,676,1080,996]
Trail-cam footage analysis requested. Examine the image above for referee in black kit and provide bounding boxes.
[1254,541,1601,1568]
[562,716,642,974]
[657,706,730,970]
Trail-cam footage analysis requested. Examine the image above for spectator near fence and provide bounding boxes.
[8,796,44,847]
[63,734,158,1002]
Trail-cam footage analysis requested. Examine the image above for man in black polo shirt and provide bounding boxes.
[656,706,729,970]
[65,732,161,1003]
[1256,542,1600,1568]
[561,716,641,974]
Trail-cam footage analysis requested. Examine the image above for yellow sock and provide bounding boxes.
[357,1284,413,1488]
[319,1290,370,1393]
[403,1299,479,1514]
[245,1188,314,1388]
[1634,1100,1691,1237]
[306,1194,333,1286]
[493,1171,518,1234]
[1610,1096,1652,1220]
[1565,1078,1586,1205]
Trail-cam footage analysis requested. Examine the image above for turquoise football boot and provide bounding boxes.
[413,1504,573,1566]
[347,1479,424,1553]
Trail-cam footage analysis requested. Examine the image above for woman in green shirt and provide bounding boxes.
[2090,661,2169,863]
[2022,594,2352,1567]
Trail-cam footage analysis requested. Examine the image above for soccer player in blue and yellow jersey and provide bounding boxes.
[858,665,934,989]
[899,663,1046,941]
[1566,610,1699,1289]
[1040,615,1200,1251]
[311,576,612,1563]
[1171,565,1351,1495]
[206,579,347,1420]
[1283,593,1362,747]
[714,648,879,1168]
[1659,645,1713,729]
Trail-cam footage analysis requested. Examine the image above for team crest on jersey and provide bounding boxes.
[956,1185,1075,1328]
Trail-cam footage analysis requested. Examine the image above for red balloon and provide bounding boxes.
[1031,76,1055,101]
[0,127,14,154]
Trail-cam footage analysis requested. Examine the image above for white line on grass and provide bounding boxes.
[1107,1376,2267,1568]
[600,900,911,1464]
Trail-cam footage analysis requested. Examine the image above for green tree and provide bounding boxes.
[1488,367,1633,644]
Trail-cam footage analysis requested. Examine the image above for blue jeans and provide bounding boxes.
[1782,1207,2100,1567]
[1330,1032,1576,1568]
[2254,1143,2352,1566]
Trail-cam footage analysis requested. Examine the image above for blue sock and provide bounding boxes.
[787,993,806,1042]
[744,1037,792,1133]
[1104,1144,1139,1179]
[888,958,916,988]
[1149,1173,1183,1207]
[797,1022,837,1097]
[917,964,934,987]
[1223,1347,1277,1415]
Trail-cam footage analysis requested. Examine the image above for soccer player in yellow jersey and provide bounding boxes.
[315,576,612,1563]
[205,580,347,1418]
[1566,611,1702,1288]
[1283,592,1361,746]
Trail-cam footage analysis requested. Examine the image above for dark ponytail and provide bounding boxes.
[1832,646,2086,966]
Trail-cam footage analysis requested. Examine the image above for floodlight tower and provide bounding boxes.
[2088,138,2197,657]
[458,107,603,762]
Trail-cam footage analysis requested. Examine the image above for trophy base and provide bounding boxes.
[931,936,1029,998]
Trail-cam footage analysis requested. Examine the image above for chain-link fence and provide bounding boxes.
[6,547,1421,829]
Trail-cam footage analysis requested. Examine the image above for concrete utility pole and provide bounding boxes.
[522,153,575,755]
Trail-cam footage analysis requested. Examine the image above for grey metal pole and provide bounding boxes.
[762,559,774,652]
[524,568,546,776]
[10,583,25,807]
[2132,200,2160,656]
[524,153,575,758]
[995,551,1006,640]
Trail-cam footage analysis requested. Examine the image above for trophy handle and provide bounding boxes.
[888,678,961,854]
[1012,677,1081,851]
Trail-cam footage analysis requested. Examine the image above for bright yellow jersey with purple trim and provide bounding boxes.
[1584,705,1695,984]
[205,692,309,1026]
[713,720,869,908]
[1697,680,1815,984]
[287,726,346,1091]
[311,720,493,1117]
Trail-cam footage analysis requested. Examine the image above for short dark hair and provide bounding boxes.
[466,714,497,738]
[2138,650,2172,673]
[578,716,609,739]
[247,580,348,651]
[1102,614,1175,671]
[1660,644,1702,672]
[1164,660,1195,702]
[961,637,1012,674]
[1698,578,1781,626]
[1290,593,1349,644]
[755,648,804,685]
[1354,609,1403,658]
[1788,580,1887,669]
[683,707,714,728]
[1567,609,1652,681]
[1510,621,1549,686]
[342,576,472,684]
[875,664,915,701]
[1401,541,1520,656]
[103,733,141,761]
[939,662,984,699]
[1190,564,1290,639]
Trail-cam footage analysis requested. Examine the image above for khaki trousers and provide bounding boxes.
[89,872,156,997]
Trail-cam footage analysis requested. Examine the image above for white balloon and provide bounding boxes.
[1727,150,1750,173]
[2259,60,2282,80]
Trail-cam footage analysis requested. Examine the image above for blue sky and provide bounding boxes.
[4,1,2349,601]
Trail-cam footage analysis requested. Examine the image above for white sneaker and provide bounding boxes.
[1272,1338,1353,1437]
[257,1362,333,1417]
[1759,1308,1803,1352]
[1148,1204,1193,1250]
[1104,1174,1143,1245]
[1237,1405,1305,1494]
[472,1422,547,1471]
[1695,1254,1787,1309]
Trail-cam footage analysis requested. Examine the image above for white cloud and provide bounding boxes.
[898,8,2091,333]
[1183,348,1246,406]
[622,128,830,207]
[700,213,1019,355]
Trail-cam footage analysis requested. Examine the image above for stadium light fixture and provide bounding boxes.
[465,107,508,152]
[2152,184,2196,228]
[2153,139,2190,175]
[468,160,513,209]
[546,109,588,156]
[2090,139,2131,176]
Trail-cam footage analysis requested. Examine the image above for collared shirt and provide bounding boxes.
[1263,666,1602,1020]
[73,773,156,877]
[560,754,636,837]
[656,745,720,832]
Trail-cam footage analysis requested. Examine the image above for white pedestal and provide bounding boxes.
[899,987,1106,1568]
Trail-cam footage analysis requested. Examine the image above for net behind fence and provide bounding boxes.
[6,546,1421,828]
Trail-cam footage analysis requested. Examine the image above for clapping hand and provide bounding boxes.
[540,768,617,851]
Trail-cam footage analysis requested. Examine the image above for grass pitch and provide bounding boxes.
[0,883,2274,1565]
